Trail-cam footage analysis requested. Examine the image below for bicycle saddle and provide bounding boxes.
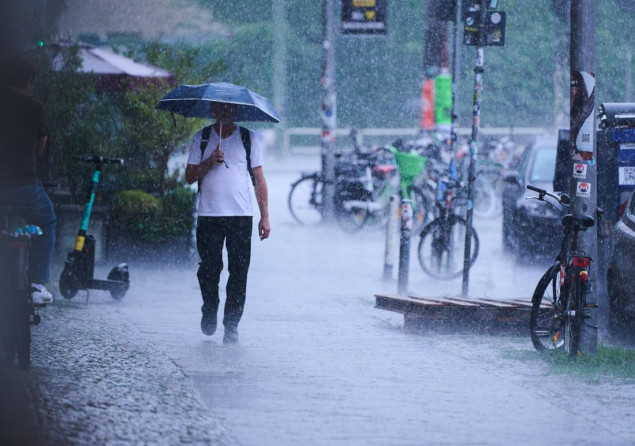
[561,213,595,229]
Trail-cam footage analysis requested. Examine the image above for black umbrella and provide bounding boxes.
[156,82,281,123]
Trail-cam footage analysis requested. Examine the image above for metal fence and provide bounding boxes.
[282,127,551,154]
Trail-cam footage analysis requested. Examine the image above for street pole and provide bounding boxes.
[321,0,337,221]
[272,0,287,156]
[570,0,598,354]
[397,199,413,295]
[461,0,488,298]
[449,0,462,156]
[421,0,444,132]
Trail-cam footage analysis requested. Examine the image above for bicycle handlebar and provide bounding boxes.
[73,156,124,165]
[526,184,544,194]
[526,184,570,206]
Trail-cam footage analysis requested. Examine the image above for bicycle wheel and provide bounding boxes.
[529,264,564,351]
[288,174,323,225]
[59,261,79,299]
[334,182,371,233]
[417,215,479,280]
[473,175,498,218]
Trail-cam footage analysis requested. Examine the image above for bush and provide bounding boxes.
[109,187,195,245]
[161,185,196,238]
[109,190,163,243]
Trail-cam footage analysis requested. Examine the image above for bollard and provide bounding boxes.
[383,194,400,281]
[397,198,413,295]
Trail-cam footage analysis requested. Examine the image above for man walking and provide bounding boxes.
[185,101,270,344]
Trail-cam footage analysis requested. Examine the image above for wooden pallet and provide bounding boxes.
[374,293,548,334]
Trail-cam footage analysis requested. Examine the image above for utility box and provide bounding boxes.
[597,102,635,224]
[552,103,635,225]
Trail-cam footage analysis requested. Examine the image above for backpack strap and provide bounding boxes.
[239,126,256,186]
[199,125,212,157]
[197,125,213,191]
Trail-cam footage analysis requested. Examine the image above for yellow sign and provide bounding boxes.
[365,11,376,20]
[353,0,375,7]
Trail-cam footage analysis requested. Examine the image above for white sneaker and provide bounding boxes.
[31,283,53,305]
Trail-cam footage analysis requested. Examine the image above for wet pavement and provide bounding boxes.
[2,155,634,445]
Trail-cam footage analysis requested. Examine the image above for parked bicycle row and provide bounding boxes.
[287,130,515,280]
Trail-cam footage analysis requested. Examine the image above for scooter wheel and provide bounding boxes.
[59,265,79,299]
[110,288,126,301]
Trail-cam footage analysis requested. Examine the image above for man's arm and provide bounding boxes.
[253,166,270,240]
[185,160,212,185]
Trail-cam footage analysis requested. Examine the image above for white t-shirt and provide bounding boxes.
[187,126,264,217]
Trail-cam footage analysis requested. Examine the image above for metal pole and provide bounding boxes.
[272,0,287,156]
[398,199,413,295]
[383,194,399,281]
[570,0,598,354]
[321,0,337,221]
[461,0,487,298]
[449,0,463,156]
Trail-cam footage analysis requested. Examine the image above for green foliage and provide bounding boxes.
[34,45,121,195]
[543,344,635,379]
[503,344,635,379]
[110,190,163,243]
[110,187,195,244]
[161,185,196,238]
[193,0,634,129]
[33,41,224,242]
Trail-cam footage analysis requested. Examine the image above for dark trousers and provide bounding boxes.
[196,216,252,329]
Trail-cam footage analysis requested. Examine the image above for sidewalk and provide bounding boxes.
[0,296,235,446]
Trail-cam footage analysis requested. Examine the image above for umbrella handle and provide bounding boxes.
[216,122,228,169]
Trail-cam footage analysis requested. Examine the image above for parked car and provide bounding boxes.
[502,141,559,256]
[607,188,635,339]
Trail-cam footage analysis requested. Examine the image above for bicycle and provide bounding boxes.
[527,185,597,356]
[417,162,479,280]
[0,206,45,370]
[287,140,434,234]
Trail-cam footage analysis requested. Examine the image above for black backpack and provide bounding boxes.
[199,125,255,187]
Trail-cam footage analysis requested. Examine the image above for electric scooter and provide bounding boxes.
[59,156,129,300]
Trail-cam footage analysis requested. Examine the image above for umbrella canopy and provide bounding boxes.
[156,82,281,123]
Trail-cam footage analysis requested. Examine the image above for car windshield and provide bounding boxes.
[530,148,556,182]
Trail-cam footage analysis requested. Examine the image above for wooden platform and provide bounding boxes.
[375,293,547,334]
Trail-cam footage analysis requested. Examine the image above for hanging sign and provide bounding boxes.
[434,74,453,126]
[341,0,387,35]
[464,10,506,46]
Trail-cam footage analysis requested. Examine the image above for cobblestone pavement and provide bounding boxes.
[1,293,236,446]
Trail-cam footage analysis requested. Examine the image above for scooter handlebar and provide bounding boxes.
[73,156,124,165]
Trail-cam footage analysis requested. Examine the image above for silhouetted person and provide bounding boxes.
[0,55,56,303]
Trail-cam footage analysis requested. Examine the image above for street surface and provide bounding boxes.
[4,155,634,445]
